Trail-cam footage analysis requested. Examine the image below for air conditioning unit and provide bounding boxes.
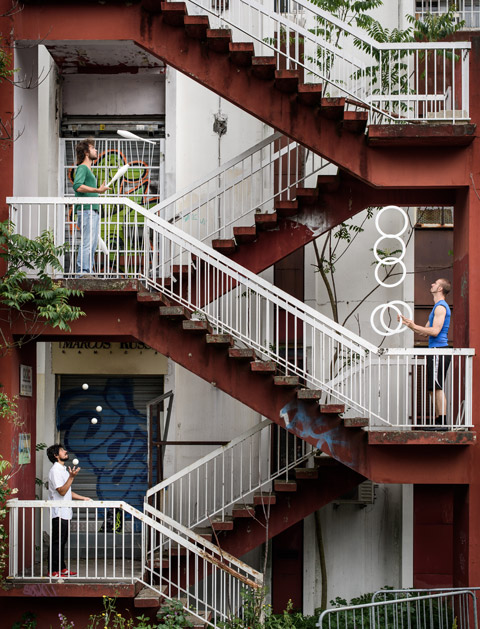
[333,481,376,507]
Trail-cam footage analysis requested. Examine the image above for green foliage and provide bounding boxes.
[156,598,193,628]
[0,37,15,84]
[220,587,319,629]
[0,455,17,585]
[0,220,85,350]
[11,611,37,629]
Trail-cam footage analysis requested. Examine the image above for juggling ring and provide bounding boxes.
[375,205,409,238]
[370,301,413,336]
[374,256,407,288]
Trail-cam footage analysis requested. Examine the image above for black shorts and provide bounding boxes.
[427,353,451,391]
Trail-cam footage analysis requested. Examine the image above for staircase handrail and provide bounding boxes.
[146,418,272,498]
[144,503,262,584]
[145,418,315,529]
[181,0,471,122]
[8,498,262,624]
[8,196,377,356]
[8,196,474,428]
[150,131,283,215]
[150,131,327,243]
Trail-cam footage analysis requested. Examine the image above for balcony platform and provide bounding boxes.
[2,559,142,597]
[368,430,476,445]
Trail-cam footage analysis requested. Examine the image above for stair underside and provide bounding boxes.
[21,283,475,485]
[15,3,476,188]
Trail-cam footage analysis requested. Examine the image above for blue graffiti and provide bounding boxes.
[280,399,357,467]
[56,379,150,512]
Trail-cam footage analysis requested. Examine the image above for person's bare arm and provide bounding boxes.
[72,491,91,501]
[400,306,446,337]
[76,182,109,194]
[55,466,80,496]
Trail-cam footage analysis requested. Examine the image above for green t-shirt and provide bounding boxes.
[73,164,99,212]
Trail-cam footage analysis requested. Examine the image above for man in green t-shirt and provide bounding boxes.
[73,139,108,275]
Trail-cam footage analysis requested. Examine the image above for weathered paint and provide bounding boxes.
[9,2,477,187]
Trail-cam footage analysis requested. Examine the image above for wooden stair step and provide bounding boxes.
[159,306,191,320]
[160,2,187,26]
[321,97,346,119]
[212,238,236,255]
[297,389,322,400]
[206,28,232,53]
[343,110,368,134]
[254,492,276,506]
[295,187,318,204]
[297,83,323,106]
[184,15,209,39]
[344,417,369,428]
[317,173,341,192]
[193,527,213,543]
[251,360,276,374]
[274,199,299,217]
[228,347,256,360]
[274,480,297,492]
[180,604,211,629]
[274,375,299,387]
[233,225,257,243]
[182,319,213,334]
[172,264,191,276]
[229,41,254,67]
[206,333,233,346]
[251,56,276,80]
[153,557,171,570]
[255,212,278,229]
[137,290,171,307]
[232,503,256,518]
[211,516,234,531]
[320,403,345,414]
[294,467,319,480]
[275,69,301,93]
[134,585,165,608]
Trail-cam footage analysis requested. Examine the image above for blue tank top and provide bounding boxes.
[428,300,451,347]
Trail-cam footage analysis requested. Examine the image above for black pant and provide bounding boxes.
[51,517,69,572]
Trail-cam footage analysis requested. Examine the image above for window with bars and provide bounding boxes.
[416,0,480,28]
[415,206,453,226]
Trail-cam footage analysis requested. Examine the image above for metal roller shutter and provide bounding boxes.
[57,375,163,512]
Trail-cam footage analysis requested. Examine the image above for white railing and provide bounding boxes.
[318,590,478,629]
[152,132,327,244]
[416,1,480,29]
[7,499,262,627]
[7,197,475,430]
[177,0,471,122]
[145,418,315,529]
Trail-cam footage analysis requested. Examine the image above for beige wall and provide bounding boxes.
[52,341,168,375]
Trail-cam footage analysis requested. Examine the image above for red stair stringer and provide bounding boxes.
[213,465,363,559]
[201,175,457,276]
[13,2,475,188]
[21,284,474,486]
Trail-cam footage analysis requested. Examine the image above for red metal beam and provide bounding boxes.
[11,3,477,188]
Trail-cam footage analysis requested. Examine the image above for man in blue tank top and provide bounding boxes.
[400,278,451,430]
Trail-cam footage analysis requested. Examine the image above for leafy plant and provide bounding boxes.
[0,456,18,585]
[0,220,85,353]
[156,598,193,628]
[11,611,37,629]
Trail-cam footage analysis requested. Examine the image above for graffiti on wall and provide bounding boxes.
[56,378,150,512]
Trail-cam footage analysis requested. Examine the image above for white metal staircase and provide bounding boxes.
[174,0,471,123]
[8,196,474,430]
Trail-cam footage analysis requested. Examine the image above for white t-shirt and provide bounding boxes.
[48,462,72,520]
